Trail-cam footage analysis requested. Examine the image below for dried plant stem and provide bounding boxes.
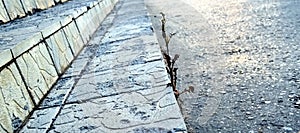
[159,12,194,98]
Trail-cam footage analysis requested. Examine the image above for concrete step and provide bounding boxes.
[0,0,69,24]
[0,0,118,132]
[19,0,187,132]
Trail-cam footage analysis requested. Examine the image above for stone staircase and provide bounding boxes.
[0,0,118,132]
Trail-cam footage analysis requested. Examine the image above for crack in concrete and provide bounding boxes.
[59,110,73,116]
[6,66,28,104]
[0,123,9,133]
[33,90,41,101]
[159,102,175,109]
[53,119,76,126]
[38,44,56,67]
[21,55,30,86]
[28,52,51,90]
[0,86,7,104]
[61,25,75,57]
[14,53,37,106]
[101,117,181,130]
[65,87,148,105]
[44,40,60,76]
[152,84,167,89]
[12,99,24,111]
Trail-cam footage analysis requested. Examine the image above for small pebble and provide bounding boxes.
[264,101,271,104]
[247,116,255,120]
[283,127,293,131]
[220,91,226,94]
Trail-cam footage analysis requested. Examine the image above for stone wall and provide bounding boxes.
[0,0,118,132]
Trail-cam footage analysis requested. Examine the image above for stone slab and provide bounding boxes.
[40,21,62,38]
[0,49,12,67]
[45,29,74,75]
[50,87,185,133]
[0,63,35,132]
[75,12,92,44]
[0,2,9,23]
[20,0,37,15]
[35,0,55,10]
[16,42,58,104]
[60,15,73,27]
[11,32,43,58]
[20,107,60,133]
[3,0,26,20]
[75,0,116,44]
[62,21,85,56]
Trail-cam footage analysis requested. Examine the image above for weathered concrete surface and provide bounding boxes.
[0,0,118,132]
[20,0,186,132]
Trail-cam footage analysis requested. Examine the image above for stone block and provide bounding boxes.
[60,16,72,27]
[20,0,37,15]
[16,42,58,104]
[51,87,184,132]
[0,91,11,132]
[0,63,35,132]
[35,0,55,10]
[75,13,92,44]
[86,8,98,34]
[40,21,62,38]
[3,0,26,20]
[0,2,9,23]
[29,42,58,88]
[89,6,101,31]
[11,32,43,59]
[97,1,109,22]
[62,21,84,56]
[93,3,104,22]
[0,49,13,67]
[45,29,74,75]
